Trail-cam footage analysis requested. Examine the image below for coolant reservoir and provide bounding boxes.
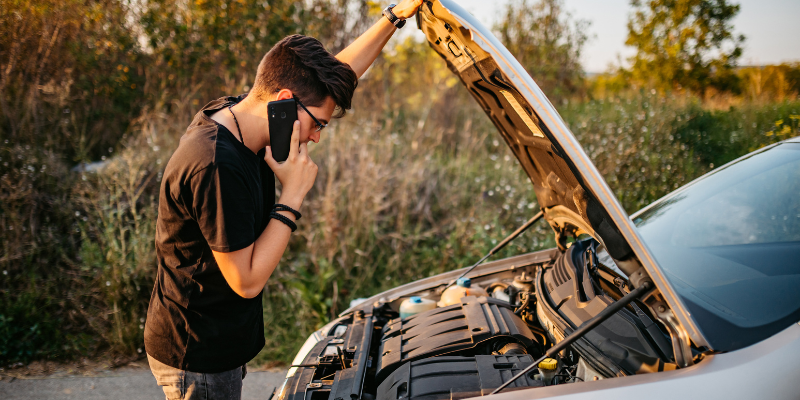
[438,277,488,307]
[537,358,559,385]
[399,296,437,318]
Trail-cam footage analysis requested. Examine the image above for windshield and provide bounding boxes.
[633,142,800,352]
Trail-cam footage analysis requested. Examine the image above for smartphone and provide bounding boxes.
[268,98,298,162]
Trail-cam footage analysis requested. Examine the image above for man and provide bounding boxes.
[144,2,423,399]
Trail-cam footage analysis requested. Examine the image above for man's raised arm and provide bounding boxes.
[336,0,423,78]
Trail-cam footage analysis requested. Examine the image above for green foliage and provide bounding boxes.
[561,94,800,212]
[138,0,374,103]
[0,0,146,162]
[766,115,800,139]
[0,288,90,364]
[0,142,90,364]
[626,0,745,95]
[562,92,702,212]
[75,140,163,355]
[495,0,588,102]
[139,0,301,99]
[674,101,800,168]
[0,144,77,278]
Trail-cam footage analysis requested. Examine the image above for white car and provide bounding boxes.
[277,1,800,399]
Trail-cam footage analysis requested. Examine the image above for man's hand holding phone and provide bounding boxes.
[265,121,318,211]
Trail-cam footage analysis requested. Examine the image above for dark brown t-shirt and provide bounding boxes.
[144,95,273,373]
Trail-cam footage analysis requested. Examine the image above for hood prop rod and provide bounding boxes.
[490,281,652,394]
[444,211,544,291]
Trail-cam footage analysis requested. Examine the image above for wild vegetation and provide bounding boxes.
[626,0,744,95]
[1,0,799,366]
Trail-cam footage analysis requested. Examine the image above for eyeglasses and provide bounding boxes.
[293,95,328,132]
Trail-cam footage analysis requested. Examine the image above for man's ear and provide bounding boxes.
[275,89,293,101]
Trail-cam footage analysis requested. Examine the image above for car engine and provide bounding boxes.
[279,263,596,400]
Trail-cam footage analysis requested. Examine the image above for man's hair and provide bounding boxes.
[251,34,358,118]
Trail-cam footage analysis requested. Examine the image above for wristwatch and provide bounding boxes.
[383,4,406,29]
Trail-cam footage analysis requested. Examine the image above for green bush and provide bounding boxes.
[0,142,85,364]
[674,100,800,169]
[561,93,800,213]
[0,287,92,363]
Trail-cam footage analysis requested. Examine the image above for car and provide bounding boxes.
[276,1,800,399]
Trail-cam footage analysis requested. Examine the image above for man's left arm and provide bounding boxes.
[336,0,423,78]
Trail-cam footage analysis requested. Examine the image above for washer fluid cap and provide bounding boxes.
[538,358,558,370]
[410,296,422,304]
[456,277,472,288]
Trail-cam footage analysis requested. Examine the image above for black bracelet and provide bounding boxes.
[273,203,301,220]
[270,211,297,232]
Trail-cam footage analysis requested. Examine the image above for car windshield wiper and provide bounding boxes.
[491,281,653,394]
[444,211,544,290]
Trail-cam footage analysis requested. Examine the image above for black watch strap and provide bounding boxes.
[383,4,406,29]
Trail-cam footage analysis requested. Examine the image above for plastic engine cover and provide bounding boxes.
[376,296,537,381]
[377,355,544,400]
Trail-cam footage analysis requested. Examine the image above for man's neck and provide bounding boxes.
[212,96,270,154]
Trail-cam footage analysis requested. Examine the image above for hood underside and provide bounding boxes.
[417,1,620,253]
[415,0,710,350]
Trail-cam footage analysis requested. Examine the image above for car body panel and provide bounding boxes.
[416,0,709,348]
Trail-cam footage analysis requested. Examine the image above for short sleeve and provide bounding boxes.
[190,163,256,252]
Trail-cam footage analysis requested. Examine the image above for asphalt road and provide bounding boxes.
[0,368,286,400]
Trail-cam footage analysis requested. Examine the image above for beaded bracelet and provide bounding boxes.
[270,211,297,232]
[273,203,301,220]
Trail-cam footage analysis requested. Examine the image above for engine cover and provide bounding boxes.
[377,355,544,400]
[541,240,674,375]
[376,296,538,382]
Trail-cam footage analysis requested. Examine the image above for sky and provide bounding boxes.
[445,0,800,73]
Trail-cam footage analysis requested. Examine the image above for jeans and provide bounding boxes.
[147,354,247,400]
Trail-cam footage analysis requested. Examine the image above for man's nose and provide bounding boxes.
[310,130,320,144]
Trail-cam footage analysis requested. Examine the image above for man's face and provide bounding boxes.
[296,96,335,144]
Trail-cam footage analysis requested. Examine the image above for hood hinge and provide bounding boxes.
[646,299,694,368]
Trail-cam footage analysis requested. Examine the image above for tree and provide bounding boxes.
[495,0,589,102]
[626,0,745,95]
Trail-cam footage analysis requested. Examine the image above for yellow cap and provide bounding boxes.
[538,358,558,370]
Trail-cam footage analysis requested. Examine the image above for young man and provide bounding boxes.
[144,2,423,399]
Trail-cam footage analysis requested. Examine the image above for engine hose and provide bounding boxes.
[514,292,533,315]
[497,342,527,355]
[527,325,549,347]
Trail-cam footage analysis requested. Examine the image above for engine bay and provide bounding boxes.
[279,240,678,400]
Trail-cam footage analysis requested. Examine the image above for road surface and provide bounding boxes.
[0,366,286,400]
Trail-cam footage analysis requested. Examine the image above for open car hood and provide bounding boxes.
[416,0,710,350]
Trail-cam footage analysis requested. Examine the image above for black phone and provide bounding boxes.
[268,98,298,162]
